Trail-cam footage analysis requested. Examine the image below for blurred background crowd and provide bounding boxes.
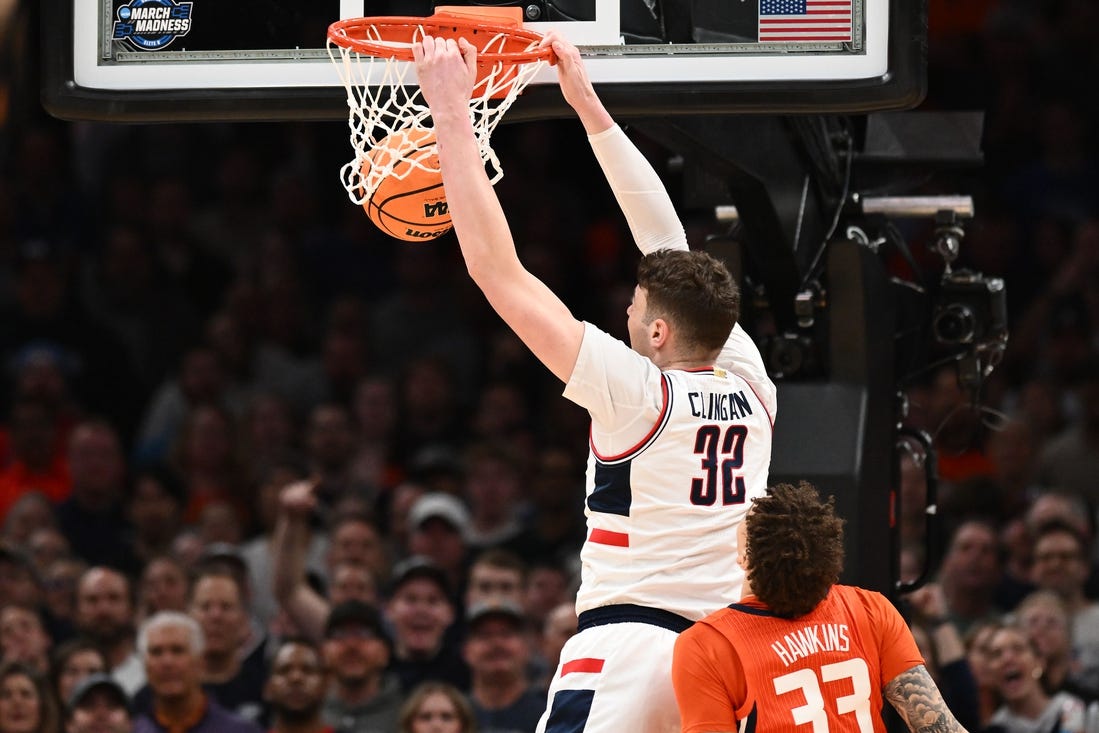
[0,0,1098,731]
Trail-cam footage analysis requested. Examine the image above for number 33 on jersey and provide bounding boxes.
[672,585,925,733]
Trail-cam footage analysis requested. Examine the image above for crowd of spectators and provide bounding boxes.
[0,0,1098,732]
[892,2,1099,731]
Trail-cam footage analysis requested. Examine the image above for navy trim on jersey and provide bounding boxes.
[741,702,758,733]
[587,460,632,516]
[728,602,780,617]
[586,374,674,517]
[544,689,596,733]
[578,603,694,634]
[590,374,672,464]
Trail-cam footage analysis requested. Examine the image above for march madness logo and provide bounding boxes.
[113,0,193,51]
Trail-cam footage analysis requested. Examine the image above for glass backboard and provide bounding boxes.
[42,0,925,122]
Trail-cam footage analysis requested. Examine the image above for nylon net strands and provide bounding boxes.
[327,14,552,206]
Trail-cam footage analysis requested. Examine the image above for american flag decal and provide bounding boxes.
[759,0,852,43]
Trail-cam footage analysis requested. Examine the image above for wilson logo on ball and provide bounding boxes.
[404,229,449,239]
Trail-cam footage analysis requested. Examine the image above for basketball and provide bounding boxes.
[362,129,452,242]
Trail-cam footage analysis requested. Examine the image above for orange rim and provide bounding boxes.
[327,16,552,65]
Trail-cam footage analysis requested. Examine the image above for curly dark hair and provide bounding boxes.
[636,249,739,355]
[745,482,845,619]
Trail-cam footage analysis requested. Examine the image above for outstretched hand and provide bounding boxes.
[413,35,478,117]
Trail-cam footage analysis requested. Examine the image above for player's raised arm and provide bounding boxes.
[541,32,688,255]
[540,31,614,135]
[885,664,971,733]
[413,36,583,383]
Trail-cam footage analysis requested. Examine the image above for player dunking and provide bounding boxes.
[413,33,776,732]
[672,482,970,733]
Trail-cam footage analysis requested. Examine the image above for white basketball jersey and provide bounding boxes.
[563,323,776,622]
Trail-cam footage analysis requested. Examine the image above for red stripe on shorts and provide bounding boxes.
[588,528,629,547]
[561,658,606,676]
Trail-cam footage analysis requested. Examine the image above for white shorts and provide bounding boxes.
[536,609,685,733]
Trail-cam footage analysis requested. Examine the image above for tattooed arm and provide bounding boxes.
[884,664,971,733]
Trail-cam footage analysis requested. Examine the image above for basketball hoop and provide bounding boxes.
[327,12,553,207]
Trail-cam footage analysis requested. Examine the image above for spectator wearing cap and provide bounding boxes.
[464,550,546,694]
[386,558,469,694]
[74,567,144,697]
[320,601,402,733]
[263,637,332,733]
[406,493,470,596]
[462,601,544,733]
[0,605,51,675]
[65,673,133,733]
[133,611,261,733]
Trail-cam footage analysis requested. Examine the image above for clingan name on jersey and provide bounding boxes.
[771,624,850,667]
[113,0,193,51]
[687,390,754,421]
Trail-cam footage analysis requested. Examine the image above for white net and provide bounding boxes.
[328,22,549,206]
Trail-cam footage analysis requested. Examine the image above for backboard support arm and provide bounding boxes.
[635,115,848,331]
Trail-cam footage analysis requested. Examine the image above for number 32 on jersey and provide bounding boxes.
[690,424,748,506]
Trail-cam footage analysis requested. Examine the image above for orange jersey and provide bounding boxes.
[672,585,923,733]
